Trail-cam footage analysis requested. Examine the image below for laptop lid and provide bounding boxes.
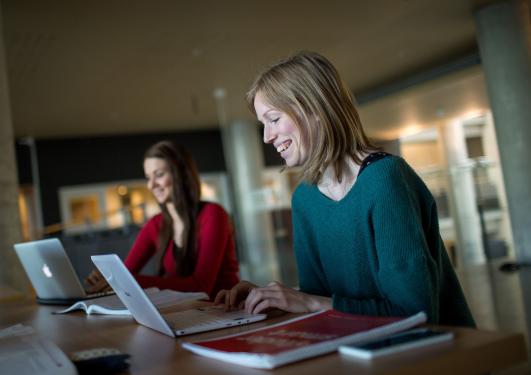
[91,254,175,337]
[13,238,87,300]
[91,254,267,337]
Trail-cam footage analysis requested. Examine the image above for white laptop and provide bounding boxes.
[13,238,113,305]
[91,254,267,337]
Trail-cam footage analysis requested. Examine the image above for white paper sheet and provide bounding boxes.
[0,324,76,375]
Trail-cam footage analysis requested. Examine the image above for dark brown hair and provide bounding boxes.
[144,141,201,276]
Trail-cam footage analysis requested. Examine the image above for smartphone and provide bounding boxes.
[338,328,453,361]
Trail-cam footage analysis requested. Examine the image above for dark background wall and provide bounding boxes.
[16,129,232,226]
[15,125,392,227]
[15,143,32,185]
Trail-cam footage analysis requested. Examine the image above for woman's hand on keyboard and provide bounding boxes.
[243,281,331,314]
[214,281,257,312]
[85,269,112,293]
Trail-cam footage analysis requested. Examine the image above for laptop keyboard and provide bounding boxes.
[164,306,253,333]
[86,290,115,298]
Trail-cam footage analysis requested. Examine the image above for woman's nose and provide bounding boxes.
[263,124,276,144]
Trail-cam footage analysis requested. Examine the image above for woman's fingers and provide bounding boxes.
[86,280,105,293]
[214,281,257,311]
[214,289,227,305]
[229,282,254,308]
[102,283,113,292]
[85,269,103,287]
[245,288,284,314]
[215,290,235,311]
[244,282,317,314]
[219,281,321,314]
[85,274,96,286]
[85,270,110,293]
[251,298,280,314]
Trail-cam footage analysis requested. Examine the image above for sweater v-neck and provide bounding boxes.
[313,152,392,205]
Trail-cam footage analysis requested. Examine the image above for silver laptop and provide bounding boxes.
[91,254,266,337]
[13,238,113,305]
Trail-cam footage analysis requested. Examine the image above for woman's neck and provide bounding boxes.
[165,202,184,227]
[165,202,184,247]
[317,156,363,201]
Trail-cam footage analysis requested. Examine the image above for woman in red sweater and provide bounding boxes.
[86,141,239,298]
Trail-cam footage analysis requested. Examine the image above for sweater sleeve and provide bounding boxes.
[333,163,440,322]
[292,189,331,297]
[133,204,233,297]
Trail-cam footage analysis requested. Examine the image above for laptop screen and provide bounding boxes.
[14,239,87,300]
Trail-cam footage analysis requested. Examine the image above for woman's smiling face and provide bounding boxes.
[254,91,307,167]
[143,157,173,204]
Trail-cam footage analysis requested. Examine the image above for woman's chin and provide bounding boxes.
[155,196,169,205]
[284,159,298,168]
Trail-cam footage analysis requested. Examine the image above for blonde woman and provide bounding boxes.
[216,52,475,327]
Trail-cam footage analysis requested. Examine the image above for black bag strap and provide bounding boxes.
[358,152,391,176]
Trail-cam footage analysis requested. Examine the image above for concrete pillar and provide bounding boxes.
[221,120,280,285]
[439,120,486,265]
[213,88,280,285]
[475,0,531,262]
[482,111,514,256]
[0,4,30,298]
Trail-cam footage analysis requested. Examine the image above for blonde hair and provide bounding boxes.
[246,51,376,184]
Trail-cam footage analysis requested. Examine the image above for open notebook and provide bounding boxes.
[91,254,266,337]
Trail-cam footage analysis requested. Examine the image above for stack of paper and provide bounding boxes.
[0,324,76,374]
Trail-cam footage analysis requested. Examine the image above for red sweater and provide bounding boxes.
[124,202,239,299]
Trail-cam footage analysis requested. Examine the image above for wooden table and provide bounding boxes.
[0,298,528,374]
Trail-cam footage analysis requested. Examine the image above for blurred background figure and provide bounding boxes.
[86,141,239,299]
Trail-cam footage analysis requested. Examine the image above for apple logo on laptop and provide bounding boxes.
[42,264,53,278]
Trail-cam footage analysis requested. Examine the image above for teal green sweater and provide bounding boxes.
[292,156,475,327]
